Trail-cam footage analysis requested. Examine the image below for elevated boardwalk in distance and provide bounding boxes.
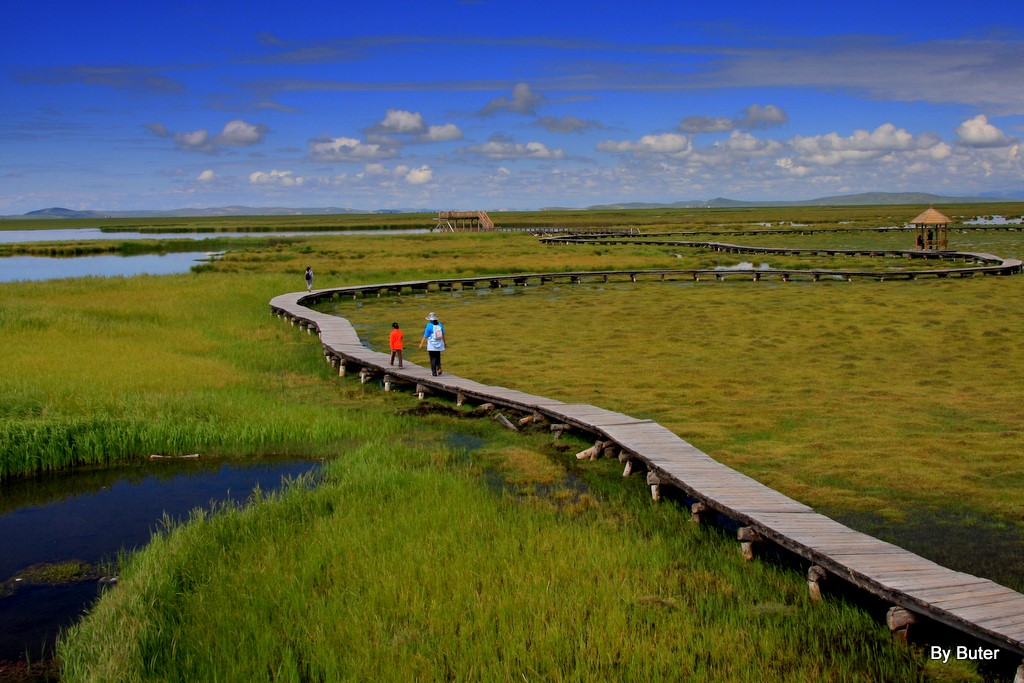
[432,211,641,235]
[435,211,495,232]
[271,275,1024,679]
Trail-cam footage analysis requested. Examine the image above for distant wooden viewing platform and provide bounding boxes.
[433,211,641,235]
[435,211,495,232]
[272,271,1023,678]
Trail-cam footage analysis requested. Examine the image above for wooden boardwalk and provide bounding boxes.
[271,275,1024,676]
[540,235,1024,279]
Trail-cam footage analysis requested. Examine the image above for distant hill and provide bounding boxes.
[580,192,1016,211]
[7,192,1022,219]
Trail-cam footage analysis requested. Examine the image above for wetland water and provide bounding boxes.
[0,252,219,283]
[0,227,426,282]
[0,457,320,664]
[0,227,427,244]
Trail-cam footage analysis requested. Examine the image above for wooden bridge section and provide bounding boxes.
[271,273,1024,678]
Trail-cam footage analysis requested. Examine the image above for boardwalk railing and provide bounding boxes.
[271,273,1024,677]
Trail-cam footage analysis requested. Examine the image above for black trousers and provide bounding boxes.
[428,350,442,375]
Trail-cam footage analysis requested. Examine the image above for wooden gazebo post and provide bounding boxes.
[910,206,952,251]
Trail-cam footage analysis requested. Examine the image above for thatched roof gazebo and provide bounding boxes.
[911,206,952,251]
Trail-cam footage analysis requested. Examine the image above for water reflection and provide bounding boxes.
[0,252,217,283]
[0,227,426,244]
[0,457,321,663]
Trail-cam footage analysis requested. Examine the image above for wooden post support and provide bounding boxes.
[383,374,392,392]
[690,502,708,525]
[646,471,662,501]
[737,527,763,561]
[886,606,917,643]
[1014,661,1023,683]
[549,423,569,442]
[359,368,372,384]
[415,384,426,400]
[807,565,827,601]
[338,360,346,377]
[575,439,604,461]
[456,391,465,407]
[622,460,634,477]
[494,413,519,431]
[518,412,543,427]
[478,403,495,411]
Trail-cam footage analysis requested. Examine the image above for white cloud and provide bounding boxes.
[775,157,812,177]
[678,116,735,134]
[679,104,788,134]
[597,132,692,156]
[788,123,935,166]
[367,109,463,144]
[738,104,788,129]
[422,123,463,142]
[460,138,565,160]
[480,82,544,116]
[535,115,602,133]
[309,136,395,160]
[955,114,1012,148]
[174,129,210,150]
[377,109,426,134]
[671,38,1024,114]
[404,165,433,184]
[146,119,267,153]
[197,169,216,181]
[249,169,304,186]
[215,119,268,146]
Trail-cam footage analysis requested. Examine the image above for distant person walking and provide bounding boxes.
[418,312,446,376]
[389,322,404,368]
[304,266,314,292]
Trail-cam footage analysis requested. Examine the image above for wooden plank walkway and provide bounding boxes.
[270,280,1024,672]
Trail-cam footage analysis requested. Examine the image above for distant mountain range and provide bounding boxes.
[6,192,1022,219]
[10,206,403,219]
[573,191,1023,211]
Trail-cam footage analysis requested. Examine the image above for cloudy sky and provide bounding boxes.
[2,0,1022,213]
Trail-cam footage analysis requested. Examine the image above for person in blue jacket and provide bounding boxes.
[418,311,446,376]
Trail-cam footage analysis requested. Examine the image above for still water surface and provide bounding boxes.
[0,458,320,663]
[0,227,425,244]
[0,252,217,283]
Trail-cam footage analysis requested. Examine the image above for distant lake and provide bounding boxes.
[0,227,426,244]
[0,252,218,283]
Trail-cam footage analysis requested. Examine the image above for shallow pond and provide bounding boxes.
[0,457,320,664]
[0,252,219,283]
[0,228,427,244]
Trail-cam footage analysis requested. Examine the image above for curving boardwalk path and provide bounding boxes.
[271,271,1024,677]
[539,236,1023,280]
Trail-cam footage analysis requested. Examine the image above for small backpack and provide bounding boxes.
[432,324,443,340]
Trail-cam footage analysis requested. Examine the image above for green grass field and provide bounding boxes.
[2,205,1021,681]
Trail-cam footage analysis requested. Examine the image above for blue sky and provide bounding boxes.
[2,0,1022,213]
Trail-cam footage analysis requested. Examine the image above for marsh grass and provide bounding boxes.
[337,275,1024,528]
[8,209,1021,680]
[58,437,923,682]
[0,272,418,478]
